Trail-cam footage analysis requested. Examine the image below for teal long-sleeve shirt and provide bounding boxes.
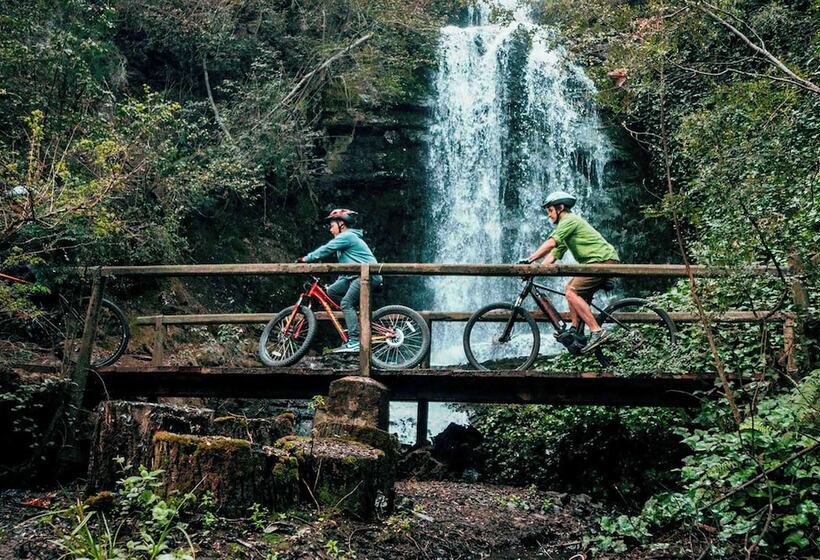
[304,229,382,282]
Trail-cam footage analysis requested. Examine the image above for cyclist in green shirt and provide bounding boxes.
[522,191,620,353]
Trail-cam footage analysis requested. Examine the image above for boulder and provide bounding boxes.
[431,423,484,473]
[397,447,448,481]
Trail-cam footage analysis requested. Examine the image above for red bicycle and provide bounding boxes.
[258,276,431,369]
[1,271,129,368]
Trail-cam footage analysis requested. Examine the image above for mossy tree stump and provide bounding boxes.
[211,412,294,445]
[313,420,398,510]
[312,376,389,430]
[87,401,213,492]
[275,435,387,519]
[152,432,298,516]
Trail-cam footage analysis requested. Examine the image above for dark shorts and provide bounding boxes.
[567,259,619,302]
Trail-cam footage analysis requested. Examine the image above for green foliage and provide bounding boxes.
[594,370,820,555]
[248,502,272,531]
[546,0,819,299]
[39,462,198,559]
[473,404,688,504]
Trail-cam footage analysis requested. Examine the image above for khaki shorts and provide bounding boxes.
[567,259,620,303]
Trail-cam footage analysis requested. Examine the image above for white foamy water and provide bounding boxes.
[426,0,614,365]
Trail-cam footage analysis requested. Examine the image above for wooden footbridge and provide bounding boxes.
[52,261,804,445]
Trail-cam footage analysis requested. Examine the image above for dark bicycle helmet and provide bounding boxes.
[323,208,358,225]
[541,191,577,210]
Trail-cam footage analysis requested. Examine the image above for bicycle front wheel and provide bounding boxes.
[463,303,540,371]
[57,298,130,368]
[370,305,431,370]
[594,297,677,371]
[259,305,317,367]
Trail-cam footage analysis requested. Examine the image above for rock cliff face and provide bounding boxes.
[313,103,662,304]
[313,104,433,304]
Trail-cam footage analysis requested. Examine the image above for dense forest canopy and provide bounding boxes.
[1,0,818,557]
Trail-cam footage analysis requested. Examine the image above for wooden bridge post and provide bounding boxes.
[415,318,432,448]
[359,264,371,377]
[152,316,165,366]
[787,253,811,371]
[63,269,106,454]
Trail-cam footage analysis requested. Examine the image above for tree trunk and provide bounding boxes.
[276,435,389,519]
[211,412,294,445]
[153,432,299,516]
[86,401,213,493]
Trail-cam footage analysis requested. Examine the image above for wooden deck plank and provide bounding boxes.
[88,366,714,407]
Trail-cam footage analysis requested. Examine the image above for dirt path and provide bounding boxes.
[1,481,600,559]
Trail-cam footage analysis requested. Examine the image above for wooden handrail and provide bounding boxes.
[99,262,782,278]
[135,310,793,326]
[137,309,797,373]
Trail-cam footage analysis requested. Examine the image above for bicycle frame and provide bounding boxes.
[280,276,399,347]
[284,277,349,342]
[500,276,607,342]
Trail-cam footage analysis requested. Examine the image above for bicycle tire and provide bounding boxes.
[56,298,130,368]
[463,302,540,371]
[370,305,431,370]
[593,297,677,369]
[259,305,317,367]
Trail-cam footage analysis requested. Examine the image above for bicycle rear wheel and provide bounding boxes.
[57,298,130,368]
[370,305,430,370]
[463,303,540,371]
[593,297,677,371]
[259,305,317,367]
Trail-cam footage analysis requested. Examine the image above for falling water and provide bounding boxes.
[425,0,615,365]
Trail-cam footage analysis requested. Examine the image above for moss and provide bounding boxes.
[213,415,248,426]
[274,435,308,456]
[262,532,285,545]
[83,491,115,512]
[271,460,298,485]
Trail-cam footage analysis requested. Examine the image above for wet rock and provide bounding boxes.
[397,447,448,481]
[431,423,483,473]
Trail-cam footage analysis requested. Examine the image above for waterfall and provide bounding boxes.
[425,0,614,365]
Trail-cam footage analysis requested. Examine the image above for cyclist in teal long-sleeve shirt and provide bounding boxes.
[297,208,382,353]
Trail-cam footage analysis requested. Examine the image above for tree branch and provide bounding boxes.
[203,54,235,144]
[658,64,743,424]
[696,2,820,94]
[250,32,374,132]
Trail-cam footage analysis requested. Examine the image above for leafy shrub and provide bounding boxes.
[594,369,820,555]
[473,404,689,504]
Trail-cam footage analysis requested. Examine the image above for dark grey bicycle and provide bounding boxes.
[463,275,677,370]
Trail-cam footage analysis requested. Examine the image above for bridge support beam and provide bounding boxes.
[415,400,430,449]
[313,376,389,431]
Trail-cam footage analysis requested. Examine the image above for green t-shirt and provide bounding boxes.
[549,213,619,263]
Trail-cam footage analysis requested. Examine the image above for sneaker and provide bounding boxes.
[331,340,360,353]
[581,329,612,354]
